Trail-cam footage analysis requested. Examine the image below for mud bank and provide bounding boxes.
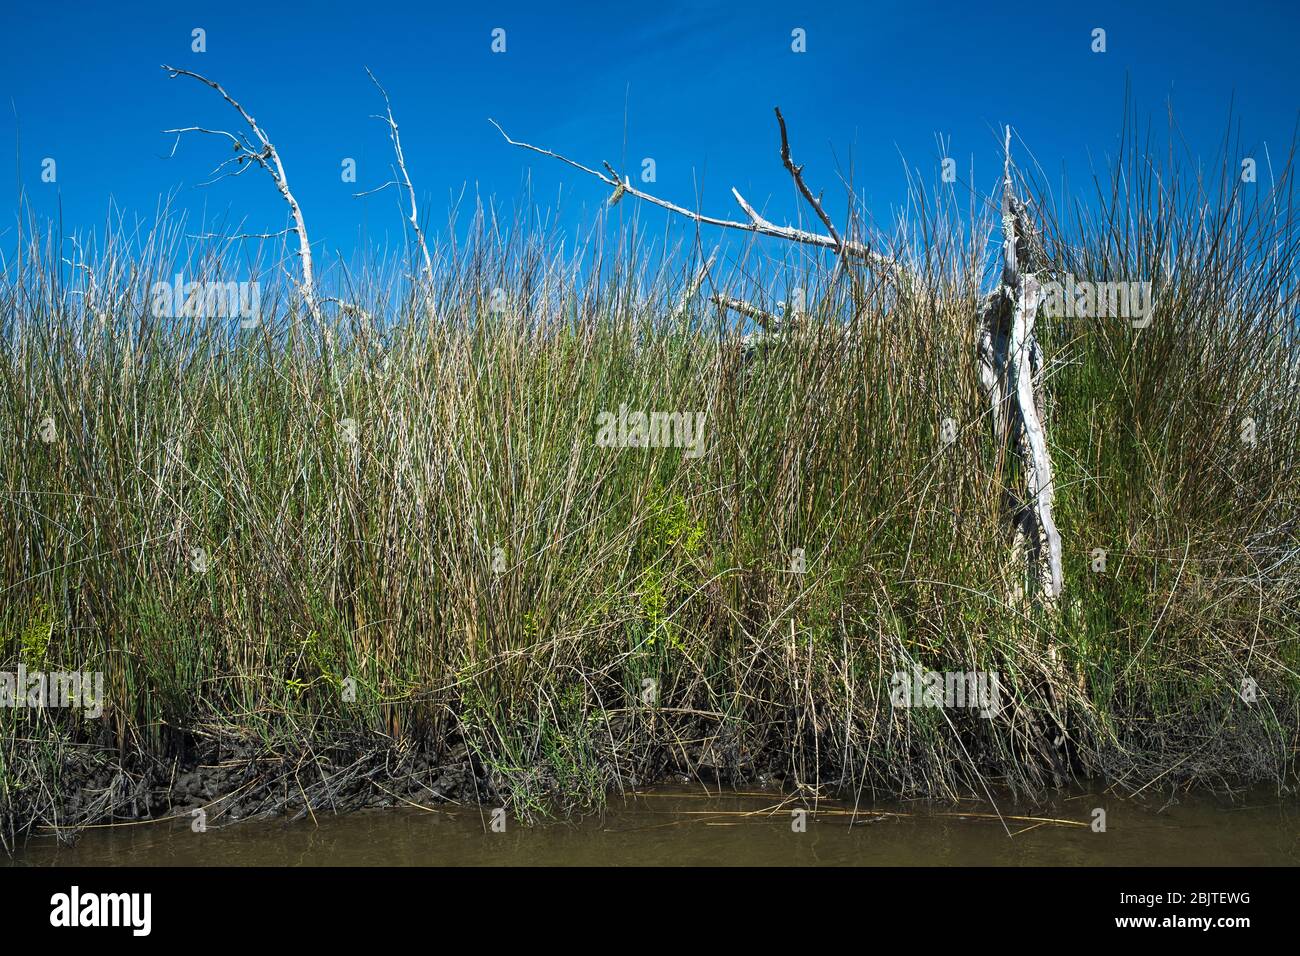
[4,713,1295,852]
[3,725,783,849]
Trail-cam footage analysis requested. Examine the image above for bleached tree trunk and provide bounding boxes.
[977,128,1063,607]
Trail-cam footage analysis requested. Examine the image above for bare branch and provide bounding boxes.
[490,117,911,286]
[362,68,434,288]
[161,64,320,324]
[774,107,842,252]
[187,228,298,241]
[711,292,780,330]
[163,126,258,157]
[194,154,265,188]
[1007,275,1061,600]
[677,248,718,310]
[679,247,783,345]
[323,296,373,322]
[353,180,401,199]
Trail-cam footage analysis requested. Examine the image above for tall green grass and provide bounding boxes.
[2,125,1298,843]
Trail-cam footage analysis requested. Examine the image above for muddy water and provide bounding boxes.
[9,788,1299,866]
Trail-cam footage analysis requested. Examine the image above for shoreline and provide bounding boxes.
[6,718,1295,852]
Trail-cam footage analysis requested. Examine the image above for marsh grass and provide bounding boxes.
[2,125,1298,846]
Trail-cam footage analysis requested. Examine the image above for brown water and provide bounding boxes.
[9,788,1299,866]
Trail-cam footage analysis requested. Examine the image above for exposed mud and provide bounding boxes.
[3,694,1295,854]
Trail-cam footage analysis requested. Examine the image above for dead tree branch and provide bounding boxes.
[711,292,780,329]
[489,115,912,288]
[678,249,718,312]
[360,68,435,294]
[678,248,786,348]
[774,107,843,253]
[161,64,321,325]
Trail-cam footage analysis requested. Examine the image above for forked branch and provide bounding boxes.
[774,107,843,254]
[489,114,911,288]
[161,64,320,322]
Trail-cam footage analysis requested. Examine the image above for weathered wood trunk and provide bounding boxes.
[977,130,1063,609]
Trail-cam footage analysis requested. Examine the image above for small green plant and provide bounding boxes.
[18,598,55,669]
[302,629,342,688]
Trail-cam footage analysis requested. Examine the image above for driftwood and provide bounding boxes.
[493,109,903,361]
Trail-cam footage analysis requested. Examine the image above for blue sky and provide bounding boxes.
[2,1,1298,277]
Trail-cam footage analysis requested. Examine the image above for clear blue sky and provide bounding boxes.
[2,0,1298,274]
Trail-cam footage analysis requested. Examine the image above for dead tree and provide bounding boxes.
[491,109,913,292]
[493,109,919,368]
[494,111,1062,610]
[976,128,1062,608]
[161,65,322,327]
